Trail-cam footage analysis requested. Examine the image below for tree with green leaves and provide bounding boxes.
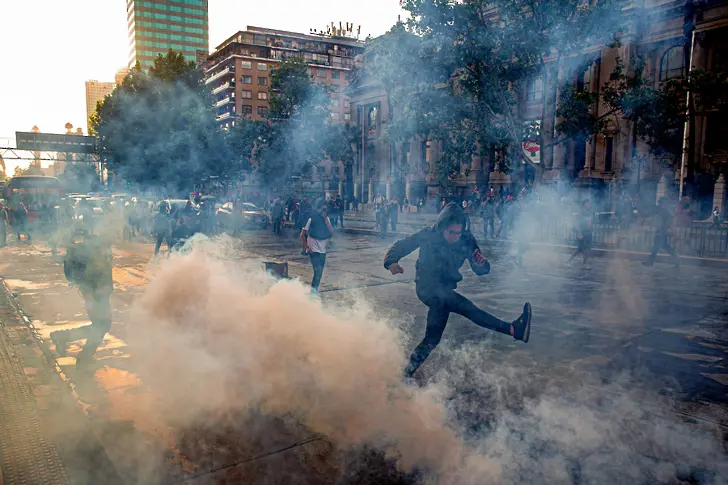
[369,0,624,189]
[228,57,356,194]
[90,50,229,194]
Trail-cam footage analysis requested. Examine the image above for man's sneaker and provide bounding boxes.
[49,331,68,357]
[512,302,532,343]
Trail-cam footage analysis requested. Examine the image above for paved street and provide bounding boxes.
[0,226,727,484]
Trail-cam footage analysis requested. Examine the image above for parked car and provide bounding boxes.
[216,202,269,230]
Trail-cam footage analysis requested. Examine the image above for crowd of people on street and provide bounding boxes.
[1,182,723,377]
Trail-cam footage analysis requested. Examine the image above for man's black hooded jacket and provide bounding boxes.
[383,202,490,292]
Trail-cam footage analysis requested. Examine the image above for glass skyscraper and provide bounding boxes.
[127,0,209,68]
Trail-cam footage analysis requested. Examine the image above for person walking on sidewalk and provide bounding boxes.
[51,229,114,371]
[300,200,334,294]
[384,202,533,378]
[566,199,594,270]
[643,197,680,267]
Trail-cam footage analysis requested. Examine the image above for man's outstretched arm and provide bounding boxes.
[383,229,427,272]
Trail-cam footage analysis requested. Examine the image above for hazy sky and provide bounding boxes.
[0,0,404,169]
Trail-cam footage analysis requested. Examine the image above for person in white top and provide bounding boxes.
[300,200,334,293]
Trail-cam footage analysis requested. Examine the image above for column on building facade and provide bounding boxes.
[656,175,668,202]
[542,62,568,183]
[713,174,726,216]
[540,63,559,176]
[406,139,426,203]
[580,56,601,178]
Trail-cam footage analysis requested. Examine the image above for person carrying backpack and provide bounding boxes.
[51,229,113,371]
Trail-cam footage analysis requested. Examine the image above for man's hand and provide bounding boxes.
[389,263,404,275]
[578,233,584,240]
[472,248,487,266]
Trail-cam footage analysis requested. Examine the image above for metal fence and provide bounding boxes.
[535,219,728,258]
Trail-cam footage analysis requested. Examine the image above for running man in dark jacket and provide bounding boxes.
[384,203,532,377]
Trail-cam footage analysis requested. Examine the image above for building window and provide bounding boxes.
[604,137,614,172]
[258,92,268,100]
[241,75,252,84]
[317,69,326,78]
[526,77,544,103]
[660,46,685,81]
[257,63,268,71]
[240,61,252,69]
[258,77,268,86]
[331,71,340,79]
[242,105,252,115]
[331,98,340,108]
[345,71,352,80]
[241,90,252,99]
[330,112,340,121]
[330,84,340,93]
[257,106,268,116]
[344,113,351,121]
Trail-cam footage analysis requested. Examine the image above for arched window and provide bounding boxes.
[660,46,685,81]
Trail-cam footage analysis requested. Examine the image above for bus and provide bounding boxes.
[4,175,63,222]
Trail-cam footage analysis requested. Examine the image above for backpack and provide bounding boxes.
[63,242,87,285]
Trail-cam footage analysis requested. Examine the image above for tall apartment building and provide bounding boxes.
[85,80,116,132]
[205,26,365,129]
[126,0,209,68]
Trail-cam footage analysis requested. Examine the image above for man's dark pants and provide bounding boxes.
[648,231,679,264]
[310,252,326,292]
[405,285,511,376]
[273,217,282,235]
[154,232,169,255]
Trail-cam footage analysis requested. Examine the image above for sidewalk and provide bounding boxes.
[0,271,123,485]
[336,211,728,267]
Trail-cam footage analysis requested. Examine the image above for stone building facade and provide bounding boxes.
[348,0,727,214]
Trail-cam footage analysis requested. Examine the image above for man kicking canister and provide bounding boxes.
[384,202,532,378]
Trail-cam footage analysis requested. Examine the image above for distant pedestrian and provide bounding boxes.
[643,197,680,267]
[566,199,594,269]
[271,198,284,235]
[300,200,334,294]
[11,201,29,241]
[153,202,172,256]
[482,196,496,239]
[389,198,399,232]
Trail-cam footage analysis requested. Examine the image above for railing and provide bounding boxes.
[215,97,233,107]
[533,218,728,258]
[205,66,234,85]
[211,82,233,95]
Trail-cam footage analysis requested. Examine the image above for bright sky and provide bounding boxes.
[0,0,405,172]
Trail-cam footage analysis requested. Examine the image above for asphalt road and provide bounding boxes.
[0,228,726,484]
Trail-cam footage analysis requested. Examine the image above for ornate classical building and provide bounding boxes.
[348,0,727,214]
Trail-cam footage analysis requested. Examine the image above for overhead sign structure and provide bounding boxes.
[15,131,96,154]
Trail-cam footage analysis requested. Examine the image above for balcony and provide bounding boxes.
[216,96,234,107]
[212,81,234,95]
[205,66,234,85]
[216,112,232,122]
